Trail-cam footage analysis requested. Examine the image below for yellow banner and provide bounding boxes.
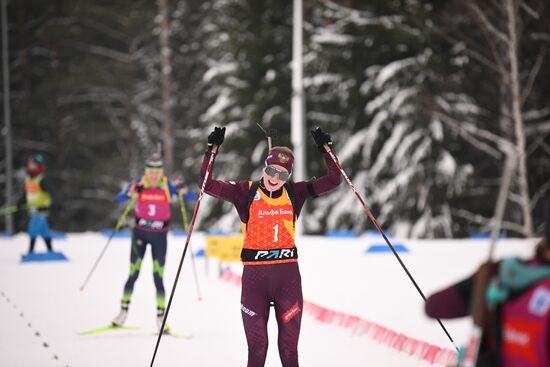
[206,235,243,263]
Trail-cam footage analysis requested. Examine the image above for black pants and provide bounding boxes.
[121,228,167,309]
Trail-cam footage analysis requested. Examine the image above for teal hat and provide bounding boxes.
[30,154,45,165]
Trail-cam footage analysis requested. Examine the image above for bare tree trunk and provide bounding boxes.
[157,0,174,174]
[488,153,516,257]
[506,0,533,236]
[462,0,537,237]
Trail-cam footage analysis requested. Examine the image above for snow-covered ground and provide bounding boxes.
[0,232,539,367]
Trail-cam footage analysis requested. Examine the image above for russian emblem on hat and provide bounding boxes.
[278,152,290,164]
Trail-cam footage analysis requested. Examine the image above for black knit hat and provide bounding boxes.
[145,153,163,169]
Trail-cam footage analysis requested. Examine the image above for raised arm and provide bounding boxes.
[115,179,139,203]
[307,152,341,196]
[293,127,342,211]
[199,127,247,204]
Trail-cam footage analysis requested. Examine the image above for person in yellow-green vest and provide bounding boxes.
[17,154,54,254]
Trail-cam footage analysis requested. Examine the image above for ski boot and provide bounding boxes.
[157,307,170,334]
[27,238,36,255]
[45,238,53,252]
[111,300,130,327]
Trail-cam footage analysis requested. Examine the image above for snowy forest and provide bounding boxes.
[2,0,550,238]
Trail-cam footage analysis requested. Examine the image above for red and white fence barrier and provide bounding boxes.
[221,269,456,366]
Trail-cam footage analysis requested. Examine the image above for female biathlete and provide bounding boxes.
[111,153,195,332]
[201,126,341,367]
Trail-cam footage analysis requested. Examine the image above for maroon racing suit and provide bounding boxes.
[200,147,341,367]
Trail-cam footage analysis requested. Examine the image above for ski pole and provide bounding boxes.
[461,152,517,367]
[79,197,136,292]
[256,122,277,150]
[178,191,203,301]
[323,144,460,353]
[150,146,217,367]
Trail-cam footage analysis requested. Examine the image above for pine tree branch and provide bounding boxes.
[435,112,506,159]
[67,41,131,63]
[427,22,501,74]
[467,1,510,45]
[525,120,550,135]
[57,89,128,105]
[519,1,540,19]
[530,179,550,210]
[521,47,546,105]
[82,18,131,43]
[451,208,525,234]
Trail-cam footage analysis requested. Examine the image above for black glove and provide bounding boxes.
[208,126,226,147]
[174,179,187,191]
[310,127,333,153]
[135,184,145,193]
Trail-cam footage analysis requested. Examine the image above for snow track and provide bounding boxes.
[0,233,537,366]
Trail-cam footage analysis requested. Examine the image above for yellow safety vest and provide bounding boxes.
[25,175,52,209]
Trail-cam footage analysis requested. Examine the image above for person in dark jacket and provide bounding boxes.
[200,126,341,367]
[425,199,550,367]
